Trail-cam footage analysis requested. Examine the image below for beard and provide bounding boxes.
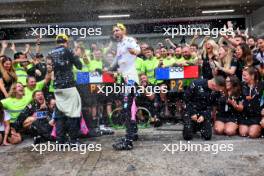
[175,54,181,58]
[183,54,191,60]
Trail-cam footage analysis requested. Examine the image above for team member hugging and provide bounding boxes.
[183,76,226,140]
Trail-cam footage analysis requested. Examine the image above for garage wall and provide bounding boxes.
[249,6,264,36]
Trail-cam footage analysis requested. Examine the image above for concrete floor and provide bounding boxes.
[0,124,264,176]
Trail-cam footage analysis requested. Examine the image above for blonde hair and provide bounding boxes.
[8,82,23,98]
[113,23,127,34]
[203,39,219,58]
[75,42,88,59]
[219,45,233,69]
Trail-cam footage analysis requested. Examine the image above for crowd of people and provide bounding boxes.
[0,23,264,151]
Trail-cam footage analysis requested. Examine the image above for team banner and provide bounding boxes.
[155,66,199,80]
[76,72,115,84]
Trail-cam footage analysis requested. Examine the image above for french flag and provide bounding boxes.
[155,66,199,80]
[76,72,115,84]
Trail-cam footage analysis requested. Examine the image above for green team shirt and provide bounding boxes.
[174,56,186,65]
[1,97,30,123]
[162,57,175,67]
[136,57,145,75]
[24,80,45,103]
[101,47,108,55]
[14,63,30,86]
[85,49,92,57]
[73,58,90,72]
[49,80,55,93]
[144,57,162,85]
[89,59,103,72]
[183,56,196,65]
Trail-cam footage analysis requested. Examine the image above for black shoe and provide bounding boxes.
[150,117,162,128]
[114,134,138,143]
[87,128,103,138]
[112,138,133,150]
[33,136,45,144]
[154,120,162,128]
[125,134,138,141]
[183,124,193,140]
[114,137,126,143]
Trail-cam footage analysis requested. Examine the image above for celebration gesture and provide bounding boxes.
[10,43,17,53]
[1,40,8,49]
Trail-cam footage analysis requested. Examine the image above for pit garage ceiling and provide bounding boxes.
[0,0,263,24]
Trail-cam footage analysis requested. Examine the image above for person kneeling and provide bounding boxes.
[0,103,12,146]
[183,76,225,140]
[238,67,262,138]
[214,76,243,136]
[13,91,54,144]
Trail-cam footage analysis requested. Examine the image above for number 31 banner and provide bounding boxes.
[155,66,199,80]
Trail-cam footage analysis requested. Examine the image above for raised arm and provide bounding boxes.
[10,43,17,54]
[189,34,199,45]
[0,41,8,56]
[165,38,176,48]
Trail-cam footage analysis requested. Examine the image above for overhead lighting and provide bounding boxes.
[0,18,26,23]
[202,9,235,14]
[98,14,130,19]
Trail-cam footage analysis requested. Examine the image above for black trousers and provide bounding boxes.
[55,107,80,143]
[182,111,212,140]
[121,83,138,140]
[31,119,52,141]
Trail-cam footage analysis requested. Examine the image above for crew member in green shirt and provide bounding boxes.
[1,82,27,144]
[13,52,30,86]
[87,49,104,126]
[160,47,175,67]
[89,50,103,72]
[181,46,198,66]
[143,47,163,85]
[24,75,51,104]
[174,46,187,66]
[136,57,145,75]
[73,43,90,78]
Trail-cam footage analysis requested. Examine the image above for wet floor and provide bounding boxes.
[1,124,264,176]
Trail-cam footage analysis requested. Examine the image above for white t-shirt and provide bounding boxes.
[115,36,141,83]
[0,111,11,131]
